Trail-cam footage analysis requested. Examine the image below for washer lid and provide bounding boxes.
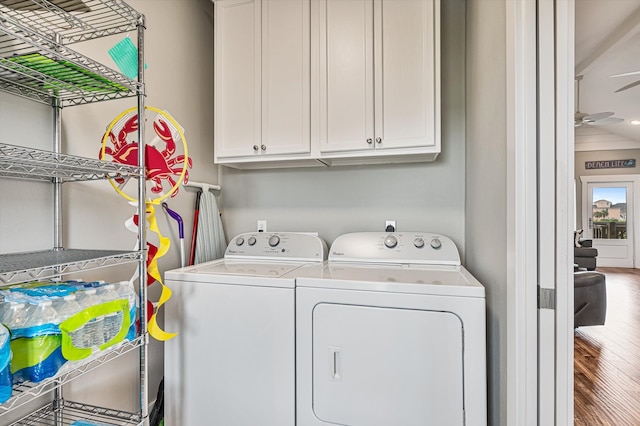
[165,259,304,288]
[295,263,485,298]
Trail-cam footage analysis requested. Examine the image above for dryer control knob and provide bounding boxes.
[384,235,398,248]
[248,237,257,246]
[235,237,245,246]
[414,238,425,248]
[269,235,281,247]
[430,238,442,249]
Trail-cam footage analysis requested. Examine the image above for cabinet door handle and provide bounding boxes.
[253,145,259,151]
[366,138,373,144]
[376,137,382,144]
[261,145,266,151]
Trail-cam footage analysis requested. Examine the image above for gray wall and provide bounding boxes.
[465,1,508,425]
[0,95,53,255]
[221,0,468,254]
[0,0,216,418]
[575,149,640,229]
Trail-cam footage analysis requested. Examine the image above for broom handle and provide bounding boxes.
[188,190,202,266]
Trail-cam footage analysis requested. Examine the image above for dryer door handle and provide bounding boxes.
[329,346,342,381]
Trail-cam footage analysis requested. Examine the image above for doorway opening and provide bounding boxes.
[581,179,634,268]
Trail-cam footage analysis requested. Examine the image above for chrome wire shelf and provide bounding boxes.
[0,0,141,44]
[9,401,142,426]
[0,249,143,285]
[1,336,144,420]
[0,143,142,181]
[0,1,148,423]
[0,3,142,106]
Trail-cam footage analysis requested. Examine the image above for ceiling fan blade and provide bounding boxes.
[587,117,624,126]
[609,70,640,78]
[583,111,614,122]
[615,79,640,93]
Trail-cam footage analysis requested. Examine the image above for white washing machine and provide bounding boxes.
[164,232,327,426]
[295,232,487,426]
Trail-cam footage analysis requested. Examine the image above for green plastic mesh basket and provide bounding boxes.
[108,37,144,79]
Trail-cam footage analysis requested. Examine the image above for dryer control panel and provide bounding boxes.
[225,232,328,262]
[329,232,461,266]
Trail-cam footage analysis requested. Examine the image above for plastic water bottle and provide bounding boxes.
[22,299,58,335]
[115,282,137,310]
[95,284,124,343]
[52,294,81,323]
[96,284,118,302]
[0,324,12,403]
[0,301,28,331]
[73,289,103,348]
[114,282,138,340]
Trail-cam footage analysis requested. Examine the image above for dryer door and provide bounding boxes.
[312,303,464,426]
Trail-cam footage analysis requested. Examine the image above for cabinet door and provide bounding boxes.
[214,0,261,159]
[374,0,439,150]
[262,0,311,156]
[215,0,311,161]
[318,0,375,153]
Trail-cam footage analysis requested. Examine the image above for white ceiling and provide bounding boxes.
[576,0,640,144]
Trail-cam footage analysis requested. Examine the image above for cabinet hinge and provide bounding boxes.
[538,286,556,310]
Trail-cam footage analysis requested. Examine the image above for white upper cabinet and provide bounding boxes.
[214,0,440,168]
[214,0,260,159]
[214,0,311,163]
[318,0,440,162]
[317,0,375,153]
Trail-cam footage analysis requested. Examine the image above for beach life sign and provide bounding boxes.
[585,159,636,170]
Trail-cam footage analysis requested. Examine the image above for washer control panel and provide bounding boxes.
[225,232,328,262]
[329,232,461,265]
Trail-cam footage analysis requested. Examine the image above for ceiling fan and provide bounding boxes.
[609,70,640,93]
[575,75,624,127]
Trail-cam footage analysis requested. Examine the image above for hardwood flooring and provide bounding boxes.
[574,267,640,426]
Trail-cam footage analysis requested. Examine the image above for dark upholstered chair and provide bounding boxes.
[575,239,597,271]
[574,271,606,327]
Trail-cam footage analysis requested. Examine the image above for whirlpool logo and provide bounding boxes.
[332,251,344,256]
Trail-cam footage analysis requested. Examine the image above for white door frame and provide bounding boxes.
[552,1,575,424]
[508,0,574,425]
[537,0,574,424]
[506,0,539,425]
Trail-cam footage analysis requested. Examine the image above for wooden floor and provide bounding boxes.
[574,267,640,426]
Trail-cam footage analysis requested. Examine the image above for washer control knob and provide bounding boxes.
[414,238,425,248]
[430,238,442,249]
[235,237,245,246]
[269,235,281,247]
[384,235,398,248]
[248,237,257,246]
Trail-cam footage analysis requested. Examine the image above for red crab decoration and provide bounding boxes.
[99,113,192,197]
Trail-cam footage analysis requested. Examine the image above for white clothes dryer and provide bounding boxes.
[164,232,327,426]
[295,232,487,426]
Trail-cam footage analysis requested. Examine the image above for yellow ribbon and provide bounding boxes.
[145,202,177,341]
